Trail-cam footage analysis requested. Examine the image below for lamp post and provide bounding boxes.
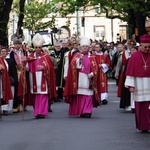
[75,6,80,36]
[111,0,114,42]
[82,9,85,36]
[111,15,114,42]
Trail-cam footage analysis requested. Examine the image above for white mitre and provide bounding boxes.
[32,33,45,47]
[80,37,91,46]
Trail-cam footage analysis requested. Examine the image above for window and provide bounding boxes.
[94,26,105,40]
[119,25,127,40]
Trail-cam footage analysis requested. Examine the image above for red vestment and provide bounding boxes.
[63,52,100,107]
[0,57,12,103]
[18,52,57,105]
[95,54,111,94]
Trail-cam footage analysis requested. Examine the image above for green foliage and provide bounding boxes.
[12,0,150,34]
[52,0,76,17]
[54,0,149,36]
[23,0,57,33]
[54,0,150,20]
[12,0,20,14]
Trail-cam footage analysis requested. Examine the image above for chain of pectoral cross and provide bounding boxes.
[140,51,148,70]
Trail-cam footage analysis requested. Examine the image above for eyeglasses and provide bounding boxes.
[35,47,42,49]
[144,46,150,49]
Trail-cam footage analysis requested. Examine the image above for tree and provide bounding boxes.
[17,0,26,39]
[23,0,57,34]
[55,0,150,38]
[0,0,13,46]
[0,0,26,45]
[0,0,57,46]
[93,0,150,37]
[0,0,149,46]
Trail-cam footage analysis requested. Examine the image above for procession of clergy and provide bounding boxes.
[0,33,150,133]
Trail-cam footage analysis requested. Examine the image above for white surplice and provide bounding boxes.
[125,76,150,102]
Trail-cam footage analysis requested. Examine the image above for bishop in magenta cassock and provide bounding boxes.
[25,33,56,119]
[125,34,150,133]
[64,37,100,118]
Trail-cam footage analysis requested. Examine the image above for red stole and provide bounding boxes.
[0,57,12,103]
[64,53,79,98]
[117,51,127,97]
[68,50,72,64]
[122,51,127,66]
[89,55,101,101]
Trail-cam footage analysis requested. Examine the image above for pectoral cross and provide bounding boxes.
[143,64,148,70]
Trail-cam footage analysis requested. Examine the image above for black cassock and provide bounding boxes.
[119,59,131,108]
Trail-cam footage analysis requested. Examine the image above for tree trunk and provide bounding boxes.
[0,0,13,46]
[135,11,147,36]
[127,9,136,39]
[16,0,26,39]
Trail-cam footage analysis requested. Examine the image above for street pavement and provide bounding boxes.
[0,79,150,150]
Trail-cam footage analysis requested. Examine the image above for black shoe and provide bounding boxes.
[56,99,62,102]
[80,114,86,118]
[86,114,91,118]
[48,108,53,112]
[102,99,108,105]
[3,110,8,116]
[36,115,40,119]
[40,115,45,119]
[36,115,45,119]
[141,130,149,133]
[131,108,135,113]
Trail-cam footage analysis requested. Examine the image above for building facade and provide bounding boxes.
[8,7,128,45]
